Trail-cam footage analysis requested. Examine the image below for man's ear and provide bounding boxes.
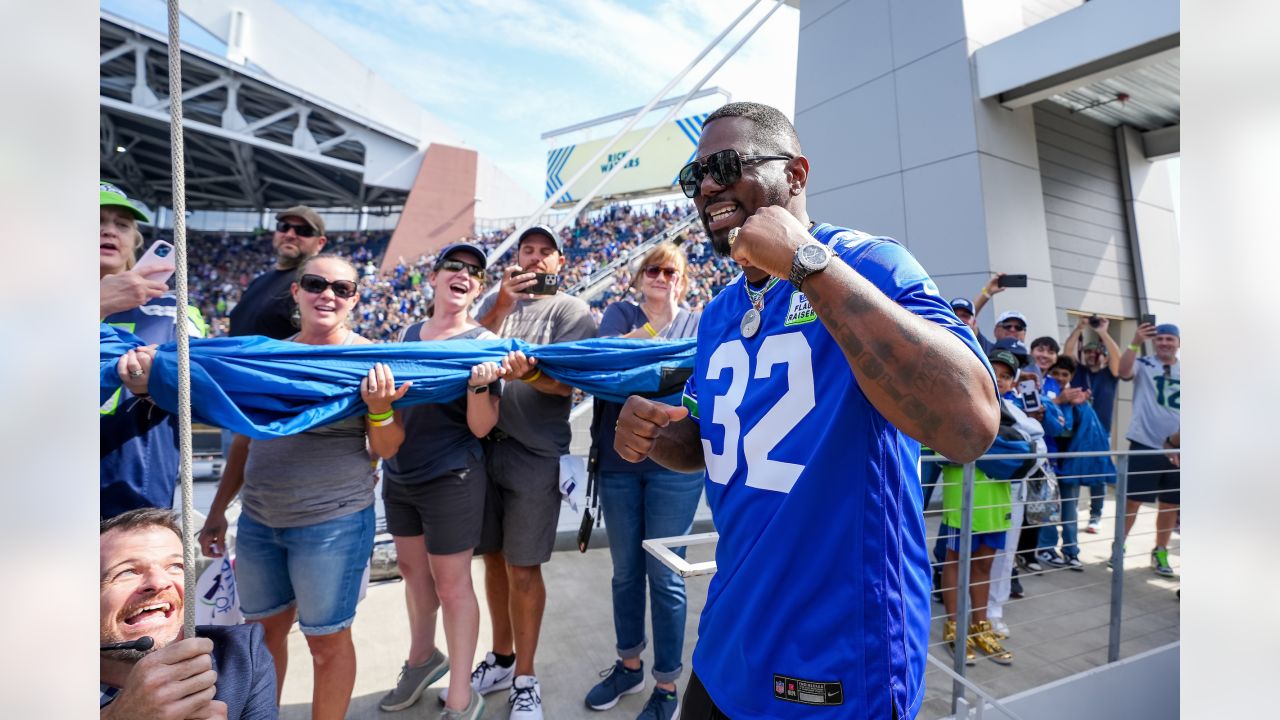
[786,155,810,196]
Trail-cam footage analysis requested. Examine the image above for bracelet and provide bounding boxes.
[367,409,394,422]
[368,414,395,428]
[523,368,544,384]
[1128,343,1141,352]
[980,288,990,298]
[643,322,658,337]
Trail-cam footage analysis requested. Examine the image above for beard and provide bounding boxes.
[707,183,789,257]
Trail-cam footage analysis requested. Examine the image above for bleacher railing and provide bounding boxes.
[643,447,1181,719]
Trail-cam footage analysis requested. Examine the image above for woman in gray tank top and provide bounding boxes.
[376,242,503,719]
[197,254,410,720]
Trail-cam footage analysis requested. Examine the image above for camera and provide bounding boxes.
[1088,315,1100,328]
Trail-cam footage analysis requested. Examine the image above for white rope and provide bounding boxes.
[166,0,197,637]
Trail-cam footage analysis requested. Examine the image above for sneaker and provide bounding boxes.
[943,619,975,666]
[635,688,679,720]
[438,688,485,720]
[1084,518,1101,534]
[1009,577,1025,599]
[509,675,544,720]
[932,566,943,604]
[988,618,1011,639]
[1037,549,1066,569]
[381,649,449,711]
[1066,557,1084,572]
[1107,543,1126,570]
[439,652,515,706]
[585,660,645,710]
[1017,554,1043,573]
[1151,547,1175,577]
[970,621,1013,665]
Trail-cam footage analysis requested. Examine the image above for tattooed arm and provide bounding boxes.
[802,260,999,461]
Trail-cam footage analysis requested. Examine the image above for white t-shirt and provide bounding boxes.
[1125,356,1180,447]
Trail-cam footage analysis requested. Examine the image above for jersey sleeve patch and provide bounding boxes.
[681,381,700,421]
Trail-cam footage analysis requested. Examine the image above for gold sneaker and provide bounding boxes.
[943,619,976,665]
[970,620,1013,665]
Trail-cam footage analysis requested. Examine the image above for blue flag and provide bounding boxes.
[101,324,695,438]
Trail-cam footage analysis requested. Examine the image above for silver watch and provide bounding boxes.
[789,242,834,291]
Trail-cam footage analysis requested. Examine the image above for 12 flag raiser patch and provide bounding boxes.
[773,674,844,706]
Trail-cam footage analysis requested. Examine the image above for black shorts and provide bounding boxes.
[475,436,562,567]
[1127,441,1180,505]
[682,672,732,720]
[382,454,487,555]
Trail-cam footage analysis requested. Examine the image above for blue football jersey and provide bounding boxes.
[681,224,989,719]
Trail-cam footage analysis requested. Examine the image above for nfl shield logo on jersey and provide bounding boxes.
[775,679,785,695]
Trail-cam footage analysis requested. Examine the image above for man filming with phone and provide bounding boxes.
[470,225,597,718]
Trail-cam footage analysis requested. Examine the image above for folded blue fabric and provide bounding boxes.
[101,324,695,438]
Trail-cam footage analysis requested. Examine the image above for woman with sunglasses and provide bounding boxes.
[196,254,407,720]
[377,243,502,720]
[583,242,703,720]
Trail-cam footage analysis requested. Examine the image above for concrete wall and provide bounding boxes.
[381,144,478,270]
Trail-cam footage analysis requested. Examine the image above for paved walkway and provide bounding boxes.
[260,489,1178,720]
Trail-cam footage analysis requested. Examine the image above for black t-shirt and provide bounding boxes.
[229,269,297,339]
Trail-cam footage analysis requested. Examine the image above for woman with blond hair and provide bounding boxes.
[582,242,703,720]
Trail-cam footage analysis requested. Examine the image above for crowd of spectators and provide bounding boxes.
[176,200,741,341]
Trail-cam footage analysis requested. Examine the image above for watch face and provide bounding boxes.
[799,243,829,268]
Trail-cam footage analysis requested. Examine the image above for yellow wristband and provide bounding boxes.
[1129,343,1141,352]
[369,414,395,427]
[981,288,990,298]
[523,368,544,384]
[643,322,658,337]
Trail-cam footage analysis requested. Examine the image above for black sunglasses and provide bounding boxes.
[298,274,358,299]
[999,322,1026,331]
[678,148,793,198]
[277,220,318,238]
[436,259,486,281]
[643,265,680,279]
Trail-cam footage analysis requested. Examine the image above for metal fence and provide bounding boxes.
[644,446,1181,719]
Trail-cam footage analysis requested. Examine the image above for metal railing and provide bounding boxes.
[644,446,1181,719]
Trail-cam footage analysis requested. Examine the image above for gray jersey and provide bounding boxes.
[1125,356,1180,448]
[477,291,597,457]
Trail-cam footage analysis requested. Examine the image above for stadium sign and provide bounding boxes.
[546,113,708,204]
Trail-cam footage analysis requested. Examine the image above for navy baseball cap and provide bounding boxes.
[434,242,488,270]
[992,337,1029,367]
[1155,323,1180,338]
[950,298,975,314]
[517,225,564,253]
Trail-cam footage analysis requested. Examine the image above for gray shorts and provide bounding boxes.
[476,437,562,567]
[383,454,487,555]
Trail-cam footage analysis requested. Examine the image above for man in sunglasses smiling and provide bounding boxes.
[614,102,999,719]
[228,204,328,340]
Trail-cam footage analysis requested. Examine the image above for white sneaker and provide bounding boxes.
[508,675,543,719]
[989,618,1011,638]
[439,652,515,706]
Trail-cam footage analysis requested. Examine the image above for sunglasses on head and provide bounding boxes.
[277,220,318,238]
[436,258,485,281]
[299,274,358,299]
[643,265,680,280]
[678,148,793,198]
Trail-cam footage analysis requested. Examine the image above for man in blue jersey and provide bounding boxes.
[614,102,999,719]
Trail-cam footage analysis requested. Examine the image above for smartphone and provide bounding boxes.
[997,274,1028,288]
[134,240,176,284]
[1018,379,1042,412]
[1140,313,1157,326]
[528,272,561,295]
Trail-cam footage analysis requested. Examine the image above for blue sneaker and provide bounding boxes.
[636,688,679,720]
[585,660,645,710]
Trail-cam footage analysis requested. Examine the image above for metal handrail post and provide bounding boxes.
[1107,453,1129,662]
[951,461,976,713]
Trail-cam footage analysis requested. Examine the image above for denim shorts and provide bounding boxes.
[234,505,374,635]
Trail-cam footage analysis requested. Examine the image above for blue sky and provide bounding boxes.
[273,0,800,197]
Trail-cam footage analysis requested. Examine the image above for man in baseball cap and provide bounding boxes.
[994,311,1028,343]
[516,225,564,253]
[228,205,328,340]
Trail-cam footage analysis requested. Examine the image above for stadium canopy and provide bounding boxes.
[101,11,420,212]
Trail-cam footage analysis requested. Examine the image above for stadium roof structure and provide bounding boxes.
[100,12,423,211]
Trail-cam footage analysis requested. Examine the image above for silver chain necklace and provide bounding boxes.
[740,277,779,338]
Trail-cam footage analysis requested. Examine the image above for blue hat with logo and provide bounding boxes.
[950,297,975,314]
[992,337,1029,367]
[434,242,488,270]
[1154,323,1179,338]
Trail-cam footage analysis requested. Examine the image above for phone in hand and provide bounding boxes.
[134,240,176,284]
[997,274,1028,288]
[1018,379,1042,412]
[1088,315,1101,328]
[528,272,561,295]
[1140,313,1157,326]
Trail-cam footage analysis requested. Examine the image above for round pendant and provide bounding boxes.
[740,308,761,338]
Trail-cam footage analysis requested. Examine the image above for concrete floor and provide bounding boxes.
[268,488,1179,720]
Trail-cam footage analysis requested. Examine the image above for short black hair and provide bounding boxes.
[1030,336,1060,353]
[704,102,801,156]
[1050,356,1077,374]
[101,507,182,539]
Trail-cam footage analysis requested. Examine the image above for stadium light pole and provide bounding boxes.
[484,0,770,269]
[554,0,787,229]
